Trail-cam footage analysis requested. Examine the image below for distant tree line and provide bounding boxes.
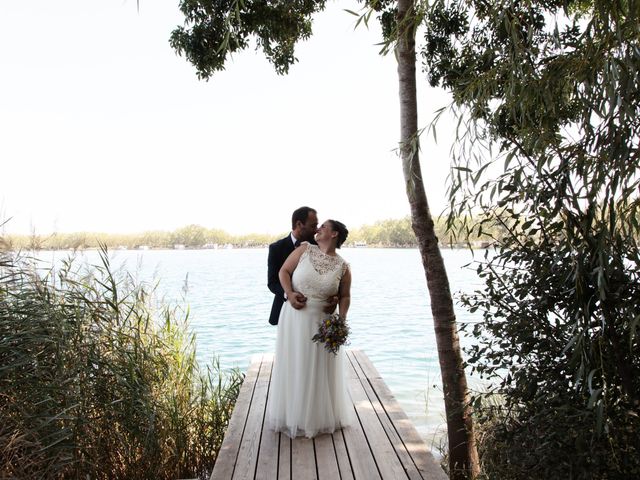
[3,217,507,251]
[4,225,277,250]
[348,216,505,247]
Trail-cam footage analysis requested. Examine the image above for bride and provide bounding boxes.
[266,219,354,438]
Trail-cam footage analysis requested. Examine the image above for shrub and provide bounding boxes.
[0,244,242,479]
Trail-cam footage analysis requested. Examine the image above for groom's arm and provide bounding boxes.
[322,295,339,314]
[267,242,285,298]
[337,267,352,320]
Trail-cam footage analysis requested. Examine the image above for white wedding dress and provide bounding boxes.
[266,243,354,438]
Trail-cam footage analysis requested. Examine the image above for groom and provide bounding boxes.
[267,206,319,325]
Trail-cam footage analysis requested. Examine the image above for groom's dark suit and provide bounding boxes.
[267,236,296,326]
[268,236,319,325]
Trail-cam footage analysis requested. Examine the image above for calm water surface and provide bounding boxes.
[39,247,485,448]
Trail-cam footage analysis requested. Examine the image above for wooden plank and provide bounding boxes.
[291,436,318,479]
[342,358,382,480]
[352,351,447,480]
[278,435,291,480]
[350,349,381,379]
[347,366,409,479]
[314,434,340,480]
[216,350,445,480]
[254,430,279,480]
[254,356,278,480]
[333,430,355,480]
[346,351,360,380]
[232,356,272,480]
[368,379,447,480]
[211,354,263,480]
[347,351,423,480]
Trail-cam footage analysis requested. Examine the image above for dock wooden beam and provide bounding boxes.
[211,350,447,480]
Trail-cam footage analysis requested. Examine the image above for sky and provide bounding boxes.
[1,1,457,236]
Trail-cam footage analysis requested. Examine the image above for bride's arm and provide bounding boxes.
[279,244,308,309]
[337,266,351,319]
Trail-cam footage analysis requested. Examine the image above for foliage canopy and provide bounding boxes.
[423,0,640,477]
[170,0,327,78]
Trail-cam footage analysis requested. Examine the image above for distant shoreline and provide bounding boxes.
[3,243,489,252]
[2,217,497,251]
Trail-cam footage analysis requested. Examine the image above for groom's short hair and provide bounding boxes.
[291,206,316,230]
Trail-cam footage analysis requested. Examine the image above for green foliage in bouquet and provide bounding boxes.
[312,313,350,355]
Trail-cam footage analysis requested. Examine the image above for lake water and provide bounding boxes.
[36,247,485,449]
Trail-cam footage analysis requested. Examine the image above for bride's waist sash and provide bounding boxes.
[300,296,331,310]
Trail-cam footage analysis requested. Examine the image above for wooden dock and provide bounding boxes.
[211,349,447,479]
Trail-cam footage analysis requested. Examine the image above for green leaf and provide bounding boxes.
[630,314,640,350]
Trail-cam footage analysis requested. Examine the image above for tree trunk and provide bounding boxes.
[395,1,480,478]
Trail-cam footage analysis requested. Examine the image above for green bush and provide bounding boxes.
[462,234,640,479]
[473,399,640,479]
[0,245,243,479]
[424,0,640,475]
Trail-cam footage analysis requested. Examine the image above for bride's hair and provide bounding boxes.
[328,220,348,248]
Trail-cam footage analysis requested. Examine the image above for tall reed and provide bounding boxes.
[0,243,243,479]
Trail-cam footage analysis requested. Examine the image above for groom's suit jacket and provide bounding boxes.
[267,235,319,325]
[267,235,296,326]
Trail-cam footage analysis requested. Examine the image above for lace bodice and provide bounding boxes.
[292,244,348,301]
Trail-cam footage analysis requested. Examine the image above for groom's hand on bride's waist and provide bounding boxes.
[288,292,307,309]
[322,296,339,314]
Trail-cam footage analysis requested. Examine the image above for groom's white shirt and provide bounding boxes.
[290,232,299,247]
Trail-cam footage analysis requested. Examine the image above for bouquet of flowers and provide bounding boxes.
[312,313,350,355]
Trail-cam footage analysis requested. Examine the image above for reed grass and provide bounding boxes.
[0,242,243,479]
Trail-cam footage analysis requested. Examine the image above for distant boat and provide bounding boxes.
[174,244,186,250]
[353,241,367,248]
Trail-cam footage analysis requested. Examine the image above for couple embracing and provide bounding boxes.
[266,206,354,439]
